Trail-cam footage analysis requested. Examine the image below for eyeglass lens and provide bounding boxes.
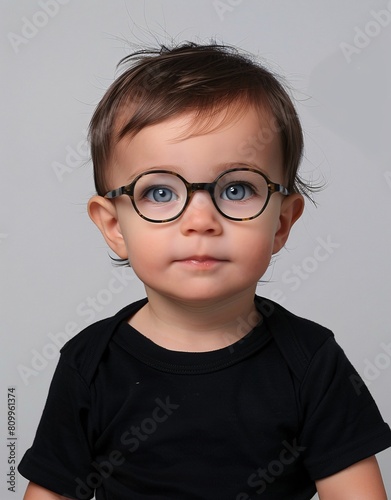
[132,170,269,221]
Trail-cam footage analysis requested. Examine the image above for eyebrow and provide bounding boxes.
[123,162,269,184]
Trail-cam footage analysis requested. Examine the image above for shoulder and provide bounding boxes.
[256,296,336,380]
[256,295,334,350]
[58,297,148,384]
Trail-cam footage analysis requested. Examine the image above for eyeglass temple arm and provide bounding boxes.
[105,186,130,199]
[268,183,289,196]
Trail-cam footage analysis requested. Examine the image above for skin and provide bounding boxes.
[23,107,388,499]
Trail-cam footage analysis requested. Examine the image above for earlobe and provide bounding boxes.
[87,196,128,259]
[272,194,304,254]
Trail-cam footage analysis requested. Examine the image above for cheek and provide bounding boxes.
[240,217,278,252]
[125,240,159,286]
[235,222,278,273]
[124,228,152,260]
[122,223,168,274]
[245,236,274,270]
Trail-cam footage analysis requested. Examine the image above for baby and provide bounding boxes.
[19,42,391,499]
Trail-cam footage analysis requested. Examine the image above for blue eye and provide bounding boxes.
[144,186,177,203]
[221,183,254,201]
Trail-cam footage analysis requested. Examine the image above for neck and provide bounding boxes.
[129,288,261,352]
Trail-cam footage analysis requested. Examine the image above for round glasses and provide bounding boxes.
[104,167,289,223]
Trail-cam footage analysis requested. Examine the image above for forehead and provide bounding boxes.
[110,106,284,185]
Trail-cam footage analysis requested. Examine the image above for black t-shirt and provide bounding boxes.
[19,296,391,499]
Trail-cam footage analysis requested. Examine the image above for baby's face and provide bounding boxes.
[96,106,302,305]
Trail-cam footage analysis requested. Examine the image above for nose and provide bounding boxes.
[179,190,223,235]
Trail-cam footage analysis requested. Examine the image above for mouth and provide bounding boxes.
[175,255,227,269]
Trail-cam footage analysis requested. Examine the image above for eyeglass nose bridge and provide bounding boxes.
[187,181,216,195]
[184,181,218,210]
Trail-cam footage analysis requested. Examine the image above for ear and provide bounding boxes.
[88,196,128,259]
[272,194,304,254]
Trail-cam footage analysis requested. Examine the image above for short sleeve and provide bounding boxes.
[18,358,94,499]
[299,336,391,479]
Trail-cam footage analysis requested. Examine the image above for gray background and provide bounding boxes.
[1,0,390,497]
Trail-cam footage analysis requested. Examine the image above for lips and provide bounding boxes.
[174,255,227,268]
[184,255,220,262]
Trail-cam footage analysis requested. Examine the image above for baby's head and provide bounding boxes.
[89,42,309,200]
[87,42,309,292]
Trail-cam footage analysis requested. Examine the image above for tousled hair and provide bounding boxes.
[89,42,313,199]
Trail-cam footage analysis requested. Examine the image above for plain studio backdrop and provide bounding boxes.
[1,1,390,498]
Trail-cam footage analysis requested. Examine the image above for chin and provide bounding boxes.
[157,285,252,305]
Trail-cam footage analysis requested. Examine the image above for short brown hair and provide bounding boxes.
[89,42,312,198]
